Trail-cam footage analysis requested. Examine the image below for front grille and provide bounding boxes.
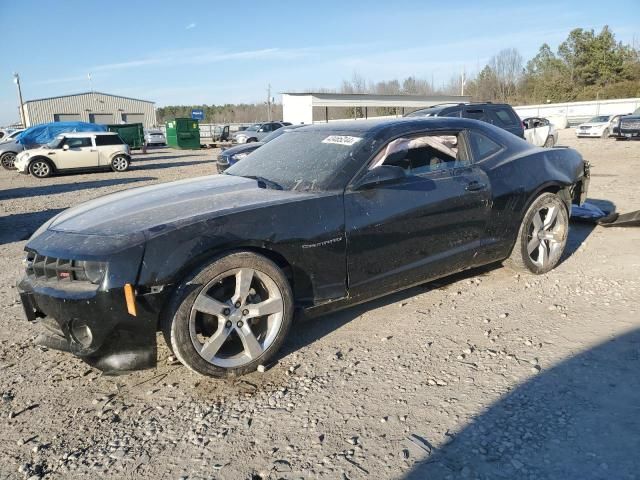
[620,119,640,130]
[25,252,83,283]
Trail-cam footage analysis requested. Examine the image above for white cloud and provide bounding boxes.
[185,23,196,30]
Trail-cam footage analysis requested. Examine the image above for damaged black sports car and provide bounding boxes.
[18,118,589,377]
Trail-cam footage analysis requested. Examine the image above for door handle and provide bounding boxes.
[465,181,487,191]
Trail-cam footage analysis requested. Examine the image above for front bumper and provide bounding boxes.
[18,277,161,373]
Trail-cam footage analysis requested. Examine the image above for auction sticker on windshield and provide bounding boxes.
[322,135,362,146]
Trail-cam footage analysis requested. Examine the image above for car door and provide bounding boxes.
[54,136,98,169]
[523,118,551,146]
[344,130,492,298]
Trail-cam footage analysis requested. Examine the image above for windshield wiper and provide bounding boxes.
[232,174,283,190]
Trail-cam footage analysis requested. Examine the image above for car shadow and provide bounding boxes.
[0,208,66,245]
[132,160,213,171]
[562,197,616,265]
[132,154,204,162]
[0,177,156,201]
[401,327,640,479]
[279,263,502,359]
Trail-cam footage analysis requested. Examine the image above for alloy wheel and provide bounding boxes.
[31,161,50,178]
[1,153,16,169]
[526,204,567,269]
[188,267,284,368]
[112,156,128,171]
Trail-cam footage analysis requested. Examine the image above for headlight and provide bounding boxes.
[232,152,249,161]
[74,260,107,284]
[236,136,247,143]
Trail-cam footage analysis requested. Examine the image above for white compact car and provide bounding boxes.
[14,132,131,178]
[575,115,615,138]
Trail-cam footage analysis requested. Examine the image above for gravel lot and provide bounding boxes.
[0,133,639,480]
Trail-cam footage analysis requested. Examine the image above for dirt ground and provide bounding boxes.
[0,132,638,480]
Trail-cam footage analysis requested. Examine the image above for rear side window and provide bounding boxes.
[95,135,124,146]
[491,107,520,127]
[464,108,490,122]
[442,107,462,118]
[468,130,502,160]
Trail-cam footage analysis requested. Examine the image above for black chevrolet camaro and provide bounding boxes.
[18,118,589,377]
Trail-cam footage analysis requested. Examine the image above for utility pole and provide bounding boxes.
[267,84,272,121]
[13,72,25,127]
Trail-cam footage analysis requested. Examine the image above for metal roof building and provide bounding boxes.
[282,92,472,124]
[22,92,156,128]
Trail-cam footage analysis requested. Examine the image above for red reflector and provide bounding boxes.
[59,272,70,279]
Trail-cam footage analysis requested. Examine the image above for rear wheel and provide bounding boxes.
[111,155,130,172]
[1,152,16,170]
[506,192,569,274]
[29,159,53,178]
[162,251,293,377]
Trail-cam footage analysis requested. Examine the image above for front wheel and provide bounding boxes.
[543,136,554,148]
[163,251,294,377]
[601,128,610,138]
[506,192,569,274]
[111,155,130,172]
[29,159,53,178]
[1,152,16,170]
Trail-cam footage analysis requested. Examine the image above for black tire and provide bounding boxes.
[162,251,294,378]
[506,192,569,275]
[246,138,257,143]
[111,155,130,172]
[1,152,17,170]
[543,136,554,148]
[601,128,610,139]
[29,158,53,178]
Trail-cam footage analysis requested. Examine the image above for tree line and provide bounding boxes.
[156,26,640,124]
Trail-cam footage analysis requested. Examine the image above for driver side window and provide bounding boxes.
[374,132,468,175]
[63,137,92,149]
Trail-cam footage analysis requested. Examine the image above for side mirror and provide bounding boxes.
[62,144,69,151]
[354,165,406,190]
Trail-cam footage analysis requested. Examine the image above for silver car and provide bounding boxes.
[232,122,291,144]
[0,139,27,170]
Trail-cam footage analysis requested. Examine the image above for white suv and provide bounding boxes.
[14,132,131,178]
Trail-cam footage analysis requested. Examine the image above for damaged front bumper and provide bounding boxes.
[17,229,166,374]
[18,278,162,374]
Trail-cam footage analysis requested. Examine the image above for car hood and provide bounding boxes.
[0,140,24,153]
[48,175,312,237]
[221,143,264,156]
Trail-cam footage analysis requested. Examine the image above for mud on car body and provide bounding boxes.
[18,117,589,377]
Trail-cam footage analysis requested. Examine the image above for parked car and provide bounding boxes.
[145,129,166,146]
[0,128,24,143]
[522,117,558,147]
[0,138,27,170]
[14,132,131,178]
[405,102,525,138]
[613,107,640,140]
[217,124,304,173]
[18,117,589,377]
[575,115,617,138]
[232,121,292,144]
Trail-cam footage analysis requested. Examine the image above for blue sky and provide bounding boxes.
[1,0,639,125]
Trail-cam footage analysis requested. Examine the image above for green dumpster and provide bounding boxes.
[107,123,144,149]
[166,118,200,149]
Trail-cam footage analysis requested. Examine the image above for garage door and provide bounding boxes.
[122,113,144,124]
[54,113,81,122]
[89,113,113,124]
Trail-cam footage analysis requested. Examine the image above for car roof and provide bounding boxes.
[292,116,502,137]
[59,131,118,138]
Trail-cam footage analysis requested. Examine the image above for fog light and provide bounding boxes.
[70,321,93,348]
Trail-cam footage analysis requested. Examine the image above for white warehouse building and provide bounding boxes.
[21,92,156,128]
